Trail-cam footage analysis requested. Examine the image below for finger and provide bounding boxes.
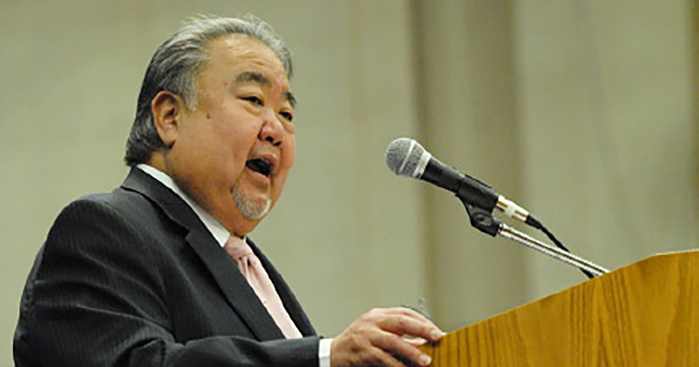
[386,307,433,324]
[372,346,412,367]
[403,337,427,347]
[385,307,443,336]
[371,331,433,367]
[377,310,445,342]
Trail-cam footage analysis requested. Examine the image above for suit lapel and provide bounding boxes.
[120,168,285,341]
[184,229,284,341]
[247,238,316,337]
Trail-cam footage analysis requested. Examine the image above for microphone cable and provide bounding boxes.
[525,215,594,279]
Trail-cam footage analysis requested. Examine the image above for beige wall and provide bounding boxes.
[515,0,697,298]
[1,0,696,364]
[415,1,529,329]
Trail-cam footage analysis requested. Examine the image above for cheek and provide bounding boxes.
[282,141,296,170]
[273,143,295,193]
[286,134,297,157]
[211,115,255,155]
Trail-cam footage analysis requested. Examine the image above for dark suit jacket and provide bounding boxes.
[14,167,320,367]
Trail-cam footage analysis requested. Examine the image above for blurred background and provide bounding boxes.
[1,0,697,364]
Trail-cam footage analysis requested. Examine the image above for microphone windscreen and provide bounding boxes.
[385,138,426,178]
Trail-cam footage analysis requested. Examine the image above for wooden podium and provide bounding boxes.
[420,251,699,366]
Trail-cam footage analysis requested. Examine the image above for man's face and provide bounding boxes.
[163,34,296,236]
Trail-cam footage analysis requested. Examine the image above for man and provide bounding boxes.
[14,15,444,367]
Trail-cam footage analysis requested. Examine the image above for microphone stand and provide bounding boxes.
[464,204,609,277]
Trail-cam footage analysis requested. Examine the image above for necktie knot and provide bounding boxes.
[224,235,253,261]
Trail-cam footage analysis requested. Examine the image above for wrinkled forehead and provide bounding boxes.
[210,34,288,78]
[205,35,292,95]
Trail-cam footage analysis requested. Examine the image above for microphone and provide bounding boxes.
[385,137,541,228]
[385,138,606,279]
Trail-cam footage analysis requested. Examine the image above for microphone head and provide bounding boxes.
[385,138,429,178]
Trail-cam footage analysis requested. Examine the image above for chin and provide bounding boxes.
[232,189,272,220]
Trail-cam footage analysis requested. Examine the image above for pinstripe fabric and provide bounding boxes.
[225,235,303,339]
[14,167,319,367]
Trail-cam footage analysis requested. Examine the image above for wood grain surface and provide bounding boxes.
[420,251,699,366]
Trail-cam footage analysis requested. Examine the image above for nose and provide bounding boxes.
[259,109,284,147]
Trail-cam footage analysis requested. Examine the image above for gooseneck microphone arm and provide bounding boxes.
[464,204,609,277]
[386,137,610,278]
[498,224,609,277]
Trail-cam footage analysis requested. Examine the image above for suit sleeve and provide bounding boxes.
[14,197,320,367]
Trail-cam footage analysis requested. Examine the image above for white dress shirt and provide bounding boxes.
[136,164,332,367]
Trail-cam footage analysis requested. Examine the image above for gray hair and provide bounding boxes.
[124,15,293,166]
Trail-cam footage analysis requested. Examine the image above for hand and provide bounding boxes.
[330,307,445,367]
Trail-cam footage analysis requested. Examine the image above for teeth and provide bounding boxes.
[246,159,272,176]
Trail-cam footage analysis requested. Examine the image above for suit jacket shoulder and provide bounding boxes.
[14,167,319,367]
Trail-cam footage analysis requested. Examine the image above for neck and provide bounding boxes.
[146,152,259,237]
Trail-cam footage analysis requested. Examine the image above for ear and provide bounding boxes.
[151,91,186,148]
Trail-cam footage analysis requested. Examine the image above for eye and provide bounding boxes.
[242,96,263,106]
[279,110,294,122]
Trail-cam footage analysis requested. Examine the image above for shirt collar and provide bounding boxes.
[136,164,231,248]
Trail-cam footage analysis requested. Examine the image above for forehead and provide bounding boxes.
[203,34,290,90]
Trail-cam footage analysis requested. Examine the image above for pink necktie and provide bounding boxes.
[224,235,302,339]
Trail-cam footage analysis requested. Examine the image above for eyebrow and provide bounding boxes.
[286,91,297,109]
[235,71,297,109]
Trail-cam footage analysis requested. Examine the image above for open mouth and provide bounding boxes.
[246,159,273,177]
